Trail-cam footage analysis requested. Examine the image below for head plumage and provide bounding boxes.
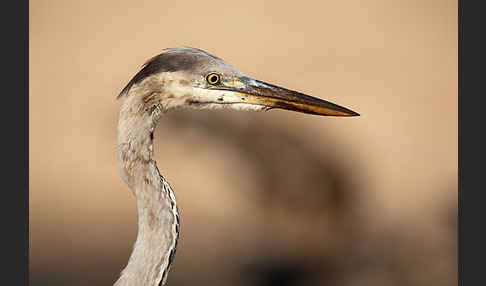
[118,48,225,98]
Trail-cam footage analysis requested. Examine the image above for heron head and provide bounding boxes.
[118,47,359,117]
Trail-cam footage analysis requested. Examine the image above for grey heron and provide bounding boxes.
[114,47,359,286]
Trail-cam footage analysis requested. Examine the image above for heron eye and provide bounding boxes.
[206,73,221,85]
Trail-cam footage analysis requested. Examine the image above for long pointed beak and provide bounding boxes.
[220,77,359,116]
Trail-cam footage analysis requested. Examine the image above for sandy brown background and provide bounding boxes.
[30,0,457,285]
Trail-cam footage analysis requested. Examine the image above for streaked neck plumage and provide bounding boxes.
[115,85,179,286]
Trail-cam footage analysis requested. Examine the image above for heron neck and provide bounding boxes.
[115,95,179,286]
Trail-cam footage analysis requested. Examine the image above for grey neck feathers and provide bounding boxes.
[115,90,179,286]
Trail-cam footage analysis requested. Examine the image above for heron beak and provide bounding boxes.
[220,76,359,116]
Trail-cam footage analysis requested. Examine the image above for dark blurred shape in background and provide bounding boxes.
[30,0,457,285]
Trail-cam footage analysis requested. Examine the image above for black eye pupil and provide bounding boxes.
[208,74,219,84]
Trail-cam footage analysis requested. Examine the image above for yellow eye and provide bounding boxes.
[206,73,221,85]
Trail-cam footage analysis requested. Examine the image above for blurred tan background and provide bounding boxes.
[29,0,457,285]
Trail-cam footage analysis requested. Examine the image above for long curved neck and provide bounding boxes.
[115,94,179,286]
